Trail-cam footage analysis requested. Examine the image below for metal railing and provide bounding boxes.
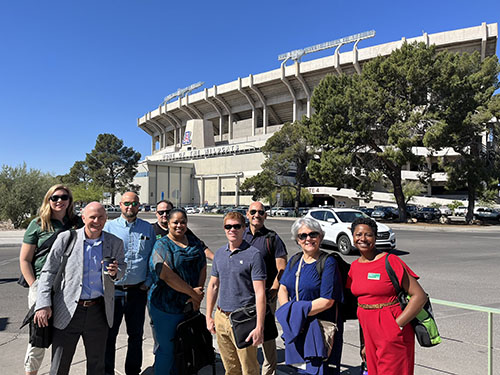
[431,298,500,375]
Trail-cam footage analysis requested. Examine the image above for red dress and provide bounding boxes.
[347,254,419,375]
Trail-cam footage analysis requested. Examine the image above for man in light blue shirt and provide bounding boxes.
[81,235,105,299]
[104,192,156,375]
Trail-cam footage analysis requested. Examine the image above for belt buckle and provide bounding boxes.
[82,300,91,307]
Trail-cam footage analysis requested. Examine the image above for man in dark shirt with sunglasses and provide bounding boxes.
[244,201,288,375]
[153,199,214,260]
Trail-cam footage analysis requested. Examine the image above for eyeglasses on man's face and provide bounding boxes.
[157,210,171,216]
[122,201,139,207]
[224,224,242,230]
[249,209,265,216]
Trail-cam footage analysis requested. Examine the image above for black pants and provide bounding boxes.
[105,288,147,375]
[50,303,108,375]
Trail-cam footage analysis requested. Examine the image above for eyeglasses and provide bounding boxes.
[123,201,139,207]
[297,232,320,241]
[49,194,69,202]
[249,209,265,216]
[224,224,242,230]
[157,210,171,216]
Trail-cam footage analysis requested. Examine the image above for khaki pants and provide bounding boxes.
[214,309,260,375]
[261,297,277,375]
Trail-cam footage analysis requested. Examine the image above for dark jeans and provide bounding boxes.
[105,288,147,375]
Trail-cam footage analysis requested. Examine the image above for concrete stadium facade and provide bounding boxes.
[134,22,498,207]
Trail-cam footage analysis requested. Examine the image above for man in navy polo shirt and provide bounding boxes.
[244,201,288,375]
[206,211,266,375]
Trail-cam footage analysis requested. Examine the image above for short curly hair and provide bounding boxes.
[351,217,378,237]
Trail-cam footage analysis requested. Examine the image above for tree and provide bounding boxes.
[423,53,500,223]
[387,180,426,205]
[272,187,313,208]
[63,161,92,185]
[71,183,105,204]
[85,134,141,204]
[240,119,314,216]
[308,42,439,222]
[0,164,56,228]
[240,169,278,206]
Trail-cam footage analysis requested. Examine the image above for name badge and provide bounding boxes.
[367,273,381,280]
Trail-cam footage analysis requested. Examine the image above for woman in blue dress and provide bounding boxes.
[148,208,207,374]
[278,217,344,375]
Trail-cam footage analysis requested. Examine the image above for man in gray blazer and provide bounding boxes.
[34,202,126,375]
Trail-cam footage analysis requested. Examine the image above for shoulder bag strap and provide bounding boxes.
[294,255,304,302]
[53,230,77,290]
[295,253,339,323]
[385,253,401,294]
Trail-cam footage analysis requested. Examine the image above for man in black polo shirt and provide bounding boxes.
[244,201,288,375]
[153,200,214,260]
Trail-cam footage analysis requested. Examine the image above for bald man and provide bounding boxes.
[34,202,125,374]
[104,192,156,375]
[244,201,288,375]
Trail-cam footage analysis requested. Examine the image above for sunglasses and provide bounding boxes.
[49,194,69,202]
[249,209,265,216]
[297,232,320,241]
[224,224,242,230]
[123,201,139,207]
[157,210,171,216]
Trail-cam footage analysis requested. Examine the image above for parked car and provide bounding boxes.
[413,207,441,222]
[406,205,418,218]
[298,207,310,217]
[103,204,121,219]
[184,206,199,214]
[359,207,374,217]
[371,206,399,221]
[473,207,500,221]
[454,206,468,216]
[274,207,293,216]
[439,206,452,216]
[306,208,396,255]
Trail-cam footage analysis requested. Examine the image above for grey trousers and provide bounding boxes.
[50,303,108,375]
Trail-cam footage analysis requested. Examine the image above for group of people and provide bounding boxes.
[20,184,428,375]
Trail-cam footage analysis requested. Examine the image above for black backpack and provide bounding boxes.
[289,250,358,321]
[174,311,216,375]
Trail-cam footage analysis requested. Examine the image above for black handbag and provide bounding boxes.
[174,311,216,375]
[21,305,52,348]
[229,303,278,349]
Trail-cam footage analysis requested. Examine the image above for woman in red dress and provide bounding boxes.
[346,217,427,375]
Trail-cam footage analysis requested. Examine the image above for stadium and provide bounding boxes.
[133,22,498,208]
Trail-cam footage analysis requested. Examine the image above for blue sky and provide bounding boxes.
[1,1,499,175]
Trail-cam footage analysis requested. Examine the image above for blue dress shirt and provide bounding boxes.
[80,236,104,300]
[104,216,156,291]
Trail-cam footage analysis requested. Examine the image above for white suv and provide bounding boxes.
[305,208,396,255]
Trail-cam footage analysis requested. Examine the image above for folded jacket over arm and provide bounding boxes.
[276,300,329,374]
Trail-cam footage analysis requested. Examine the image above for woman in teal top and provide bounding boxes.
[148,208,206,374]
[19,184,82,375]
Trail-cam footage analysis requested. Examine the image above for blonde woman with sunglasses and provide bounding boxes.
[19,184,83,375]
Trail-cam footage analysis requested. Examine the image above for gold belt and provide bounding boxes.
[358,301,398,310]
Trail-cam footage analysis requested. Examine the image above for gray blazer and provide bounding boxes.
[36,227,126,330]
